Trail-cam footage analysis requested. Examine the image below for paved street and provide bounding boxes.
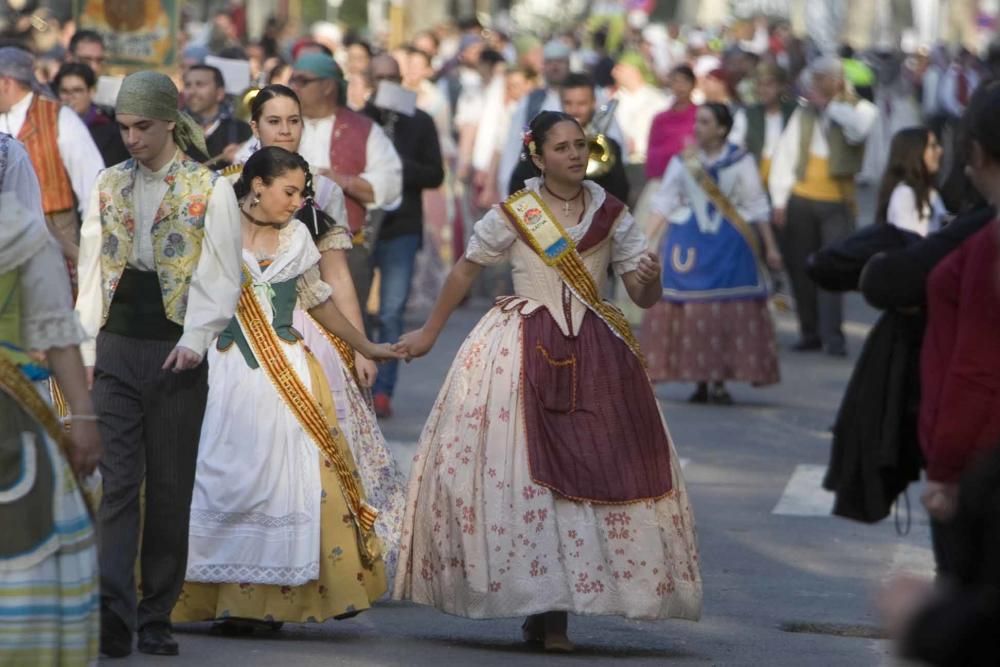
[114,293,933,667]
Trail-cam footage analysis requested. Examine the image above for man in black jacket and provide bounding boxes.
[182,64,252,168]
[363,54,444,418]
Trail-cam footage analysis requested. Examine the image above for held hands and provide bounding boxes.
[395,327,436,362]
[634,252,662,286]
[360,340,406,362]
[162,346,202,372]
[355,353,378,388]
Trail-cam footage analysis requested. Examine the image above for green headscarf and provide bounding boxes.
[115,71,208,157]
[617,51,655,85]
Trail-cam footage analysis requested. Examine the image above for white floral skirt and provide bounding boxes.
[393,306,702,620]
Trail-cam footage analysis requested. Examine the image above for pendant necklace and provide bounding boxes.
[543,182,584,216]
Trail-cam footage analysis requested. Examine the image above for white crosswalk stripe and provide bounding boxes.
[772,464,836,516]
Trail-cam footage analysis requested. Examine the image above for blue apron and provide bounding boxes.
[659,145,767,303]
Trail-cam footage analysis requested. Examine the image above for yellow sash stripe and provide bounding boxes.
[234,279,379,542]
[0,354,69,452]
[502,190,645,364]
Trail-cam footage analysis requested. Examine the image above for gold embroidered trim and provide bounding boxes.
[234,273,379,551]
[304,311,358,382]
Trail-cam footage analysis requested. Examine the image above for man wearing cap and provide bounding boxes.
[496,39,625,200]
[290,52,402,309]
[768,56,877,357]
[75,71,243,658]
[0,46,104,274]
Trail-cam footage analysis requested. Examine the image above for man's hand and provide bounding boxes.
[766,248,784,271]
[355,353,378,388]
[85,366,94,390]
[772,208,787,229]
[162,346,202,372]
[921,481,959,521]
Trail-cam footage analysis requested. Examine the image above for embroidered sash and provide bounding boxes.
[304,311,358,381]
[500,190,644,363]
[682,153,763,261]
[233,270,379,562]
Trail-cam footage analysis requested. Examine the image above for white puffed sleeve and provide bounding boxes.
[464,206,518,266]
[610,211,650,276]
[296,265,334,310]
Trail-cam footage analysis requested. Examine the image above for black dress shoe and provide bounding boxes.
[791,339,822,352]
[100,609,132,658]
[138,623,179,656]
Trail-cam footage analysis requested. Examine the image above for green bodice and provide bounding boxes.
[217,277,300,369]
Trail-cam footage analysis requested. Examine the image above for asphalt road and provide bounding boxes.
[113,185,936,666]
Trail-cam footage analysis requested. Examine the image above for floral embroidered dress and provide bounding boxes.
[394,178,702,621]
[173,221,385,624]
[641,145,780,386]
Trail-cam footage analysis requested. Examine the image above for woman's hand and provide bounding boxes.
[396,327,437,361]
[360,340,405,362]
[634,252,661,285]
[68,419,102,478]
[354,353,378,387]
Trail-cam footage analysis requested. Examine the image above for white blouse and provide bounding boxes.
[77,154,244,366]
[886,184,947,238]
[465,178,648,276]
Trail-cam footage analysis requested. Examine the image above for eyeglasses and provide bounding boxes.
[288,74,322,87]
[59,86,89,96]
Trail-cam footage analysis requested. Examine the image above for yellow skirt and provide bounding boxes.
[171,352,387,624]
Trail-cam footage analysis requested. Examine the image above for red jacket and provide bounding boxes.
[920,220,1000,482]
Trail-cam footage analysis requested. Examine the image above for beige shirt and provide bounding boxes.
[76,152,243,366]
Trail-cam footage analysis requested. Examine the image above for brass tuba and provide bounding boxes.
[234,86,261,122]
[586,99,619,179]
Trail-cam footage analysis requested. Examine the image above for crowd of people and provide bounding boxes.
[1,7,999,666]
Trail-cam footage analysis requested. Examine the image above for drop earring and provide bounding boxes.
[251,192,260,207]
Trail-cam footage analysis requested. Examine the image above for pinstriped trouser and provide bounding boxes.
[92,331,207,632]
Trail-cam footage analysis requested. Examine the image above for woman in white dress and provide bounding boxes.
[229,85,408,581]
[394,112,701,652]
[174,147,401,629]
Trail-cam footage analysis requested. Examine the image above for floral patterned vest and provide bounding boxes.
[98,155,218,326]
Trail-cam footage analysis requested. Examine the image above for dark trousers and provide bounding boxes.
[347,244,373,317]
[93,331,208,632]
[781,195,855,350]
